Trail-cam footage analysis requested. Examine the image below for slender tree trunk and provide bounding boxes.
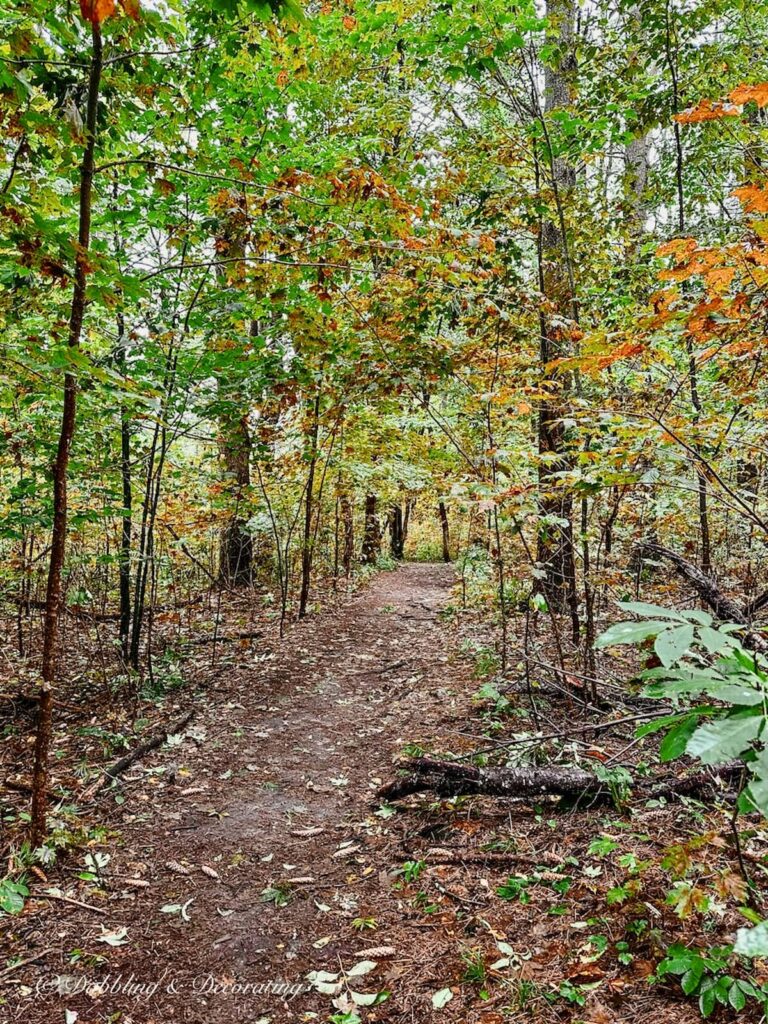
[116,311,132,663]
[215,192,253,586]
[218,413,253,585]
[361,493,380,565]
[340,491,354,576]
[438,501,451,562]
[298,391,321,618]
[664,2,711,575]
[389,503,405,559]
[535,0,579,631]
[31,23,103,846]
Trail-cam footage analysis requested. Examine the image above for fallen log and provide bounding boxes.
[378,756,740,805]
[84,710,194,798]
[637,542,768,650]
[637,542,747,623]
[183,630,262,645]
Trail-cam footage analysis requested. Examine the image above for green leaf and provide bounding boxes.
[729,981,747,1010]
[595,620,671,648]
[681,966,703,995]
[734,920,768,957]
[686,715,762,765]
[616,601,687,620]
[659,717,699,762]
[655,624,695,667]
[698,626,733,654]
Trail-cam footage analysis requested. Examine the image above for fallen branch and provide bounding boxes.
[84,710,194,797]
[637,542,767,649]
[379,756,740,805]
[0,948,54,981]
[34,890,107,915]
[638,542,747,622]
[184,630,262,645]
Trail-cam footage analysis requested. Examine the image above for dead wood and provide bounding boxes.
[379,755,740,805]
[84,710,194,797]
[637,542,768,649]
[183,630,262,645]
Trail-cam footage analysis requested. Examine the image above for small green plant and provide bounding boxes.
[260,882,292,907]
[655,944,768,1017]
[402,859,426,883]
[0,877,28,915]
[497,874,531,903]
[461,947,487,986]
[597,602,768,954]
[352,917,377,931]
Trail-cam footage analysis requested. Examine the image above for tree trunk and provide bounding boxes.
[31,23,103,847]
[215,191,253,587]
[340,491,354,576]
[218,413,253,586]
[361,493,381,565]
[438,501,451,562]
[389,503,405,559]
[116,311,132,663]
[535,0,579,631]
[298,391,321,618]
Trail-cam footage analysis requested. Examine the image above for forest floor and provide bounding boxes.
[0,564,760,1024]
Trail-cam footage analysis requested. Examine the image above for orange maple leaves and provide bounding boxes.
[675,81,768,123]
[732,185,768,214]
[79,0,139,25]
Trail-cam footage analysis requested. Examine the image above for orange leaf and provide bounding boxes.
[342,14,357,30]
[704,266,735,293]
[675,98,740,123]
[276,69,289,88]
[729,82,768,108]
[79,0,116,23]
[733,185,768,214]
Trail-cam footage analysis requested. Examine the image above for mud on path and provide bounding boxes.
[8,563,483,1024]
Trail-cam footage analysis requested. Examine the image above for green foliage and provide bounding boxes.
[598,604,768,815]
[0,877,28,916]
[655,944,768,1018]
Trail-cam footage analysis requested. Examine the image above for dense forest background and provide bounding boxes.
[4,0,768,1019]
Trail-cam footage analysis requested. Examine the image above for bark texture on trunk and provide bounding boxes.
[389,503,405,559]
[379,756,740,805]
[438,501,451,561]
[340,491,354,576]
[215,192,253,586]
[361,493,381,565]
[298,392,321,618]
[535,0,579,626]
[218,412,253,586]
[31,23,103,846]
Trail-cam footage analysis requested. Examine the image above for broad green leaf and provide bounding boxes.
[659,717,699,762]
[617,601,687,621]
[734,920,768,957]
[686,715,762,765]
[698,626,733,654]
[655,624,695,667]
[595,620,670,648]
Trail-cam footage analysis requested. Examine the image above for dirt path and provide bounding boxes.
[12,563,475,1024]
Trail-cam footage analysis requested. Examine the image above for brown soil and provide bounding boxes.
[0,564,757,1023]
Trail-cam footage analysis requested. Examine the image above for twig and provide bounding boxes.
[0,948,54,981]
[34,891,107,915]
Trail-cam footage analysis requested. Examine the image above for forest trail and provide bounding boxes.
[23,564,474,1024]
